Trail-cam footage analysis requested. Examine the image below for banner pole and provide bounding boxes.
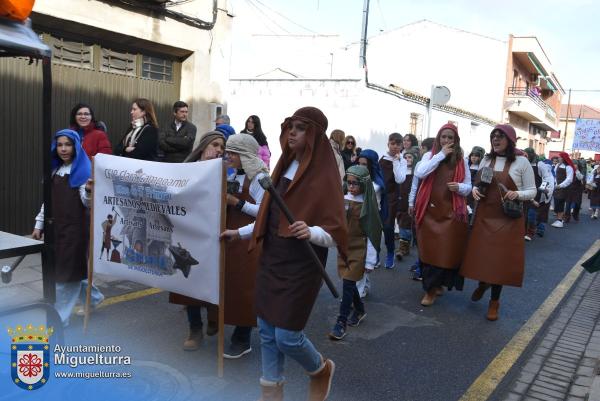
[218,161,226,377]
[84,159,95,334]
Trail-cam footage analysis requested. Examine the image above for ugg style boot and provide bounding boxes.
[420,288,438,306]
[471,283,490,302]
[258,378,284,401]
[399,239,410,256]
[183,328,203,351]
[307,358,335,401]
[487,300,500,321]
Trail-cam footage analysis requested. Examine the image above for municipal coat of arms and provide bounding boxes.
[8,324,53,390]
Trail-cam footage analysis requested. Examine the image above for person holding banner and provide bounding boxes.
[31,129,104,326]
[222,107,348,401]
[221,133,269,359]
[170,131,226,350]
[551,152,576,228]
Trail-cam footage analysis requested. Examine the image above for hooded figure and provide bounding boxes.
[357,148,388,222]
[51,129,91,188]
[345,165,382,249]
[183,131,226,163]
[225,133,269,181]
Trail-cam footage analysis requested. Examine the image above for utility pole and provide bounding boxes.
[359,0,370,69]
[562,88,571,152]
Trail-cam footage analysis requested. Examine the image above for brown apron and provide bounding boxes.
[553,166,568,200]
[337,200,366,281]
[460,159,525,287]
[170,176,259,327]
[398,173,413,229]
[590,171,600,205]
[102,220,112,249]
[52,174,89,283]
[416,162,468,269]
[379,158,400,226]
[255,177,328,331]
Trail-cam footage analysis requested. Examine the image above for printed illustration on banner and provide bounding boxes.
[8,324,54,390]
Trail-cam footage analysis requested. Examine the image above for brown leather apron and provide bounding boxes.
[337,200,366,282]
[52,174,89,283]
[170,176,259,327]
[398,173,413,229]
[223,176,259,327]
[460,159,525,287]
[254,177,328,331]
[416,162,468,269]
[553,166,568,200]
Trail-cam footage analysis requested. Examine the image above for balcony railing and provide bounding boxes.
[507,87,557,121]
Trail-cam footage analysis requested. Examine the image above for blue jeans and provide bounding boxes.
[55,280,104,326]
[257,317,321,383]
[338,279,364,323]
[399,228,412,242]
[382,224,395,256]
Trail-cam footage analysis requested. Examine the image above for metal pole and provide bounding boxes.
[562,88,571,152]
[41,56,56,304]
[426,85,434,140]
[359,0,370,69]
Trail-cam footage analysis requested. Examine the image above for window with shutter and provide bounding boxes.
[49,36,93,69]
[101,48,137,76]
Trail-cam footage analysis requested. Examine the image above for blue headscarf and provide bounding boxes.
[51,129,91,188]
[215,124,236,140]
[358,149,388,221]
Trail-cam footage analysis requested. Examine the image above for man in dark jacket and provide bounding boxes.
[159,101,197,162]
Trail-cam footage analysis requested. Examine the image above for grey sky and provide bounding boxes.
[230,0,600,105]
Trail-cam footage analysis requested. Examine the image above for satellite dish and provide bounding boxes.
[431,86,451,105]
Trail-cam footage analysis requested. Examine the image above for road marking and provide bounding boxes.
[459,239,600,401]
[97,287,163,308]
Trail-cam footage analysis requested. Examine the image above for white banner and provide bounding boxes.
[573,118,600,152]
[92,154,223,304]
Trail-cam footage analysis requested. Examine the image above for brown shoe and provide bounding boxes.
[487,300,500,321]
[471,283,490,302]
[258,379,284,401]
[183,328,203,351]
[307,358,335,401]
[420,289,437,306]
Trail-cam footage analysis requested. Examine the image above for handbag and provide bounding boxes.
[497,181,523,219]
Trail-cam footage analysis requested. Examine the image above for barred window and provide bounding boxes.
[48,36,93,69]
[142,56,173,82]
[101,48,136,76]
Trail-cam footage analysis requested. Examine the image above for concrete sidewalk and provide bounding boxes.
[0,253,149,309]
[496,263,600,401]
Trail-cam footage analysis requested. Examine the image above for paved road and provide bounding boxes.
[1,205,598,401]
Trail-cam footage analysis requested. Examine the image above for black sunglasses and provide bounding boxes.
[346,141,355,145]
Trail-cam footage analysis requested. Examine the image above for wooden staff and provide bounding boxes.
[258,176,339,299]
[217,162,226,377]
[84,159,94,333]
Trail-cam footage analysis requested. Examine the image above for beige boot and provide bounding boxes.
[399,239,410,256]
[183,328,203,351]
[258,378,284,401]
[487,300,500,321]
[420,289,437,306]
[307,358,335,401]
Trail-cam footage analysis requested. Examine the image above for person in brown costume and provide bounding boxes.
[414,123,472,307]
[461,124,536,320]
[221,106,348,401]
[169,131,226,350]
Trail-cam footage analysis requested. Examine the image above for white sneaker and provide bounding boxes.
[524,235,532,241]
[551,220,564,228]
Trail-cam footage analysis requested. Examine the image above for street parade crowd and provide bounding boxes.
[33,98,600,401]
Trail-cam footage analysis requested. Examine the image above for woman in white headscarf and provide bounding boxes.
[221,133,269,359]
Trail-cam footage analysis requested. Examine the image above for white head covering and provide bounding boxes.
[226,134,269,181]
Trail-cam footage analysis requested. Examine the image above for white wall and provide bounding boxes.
[228,79,495,167]
[33,0,233,138]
